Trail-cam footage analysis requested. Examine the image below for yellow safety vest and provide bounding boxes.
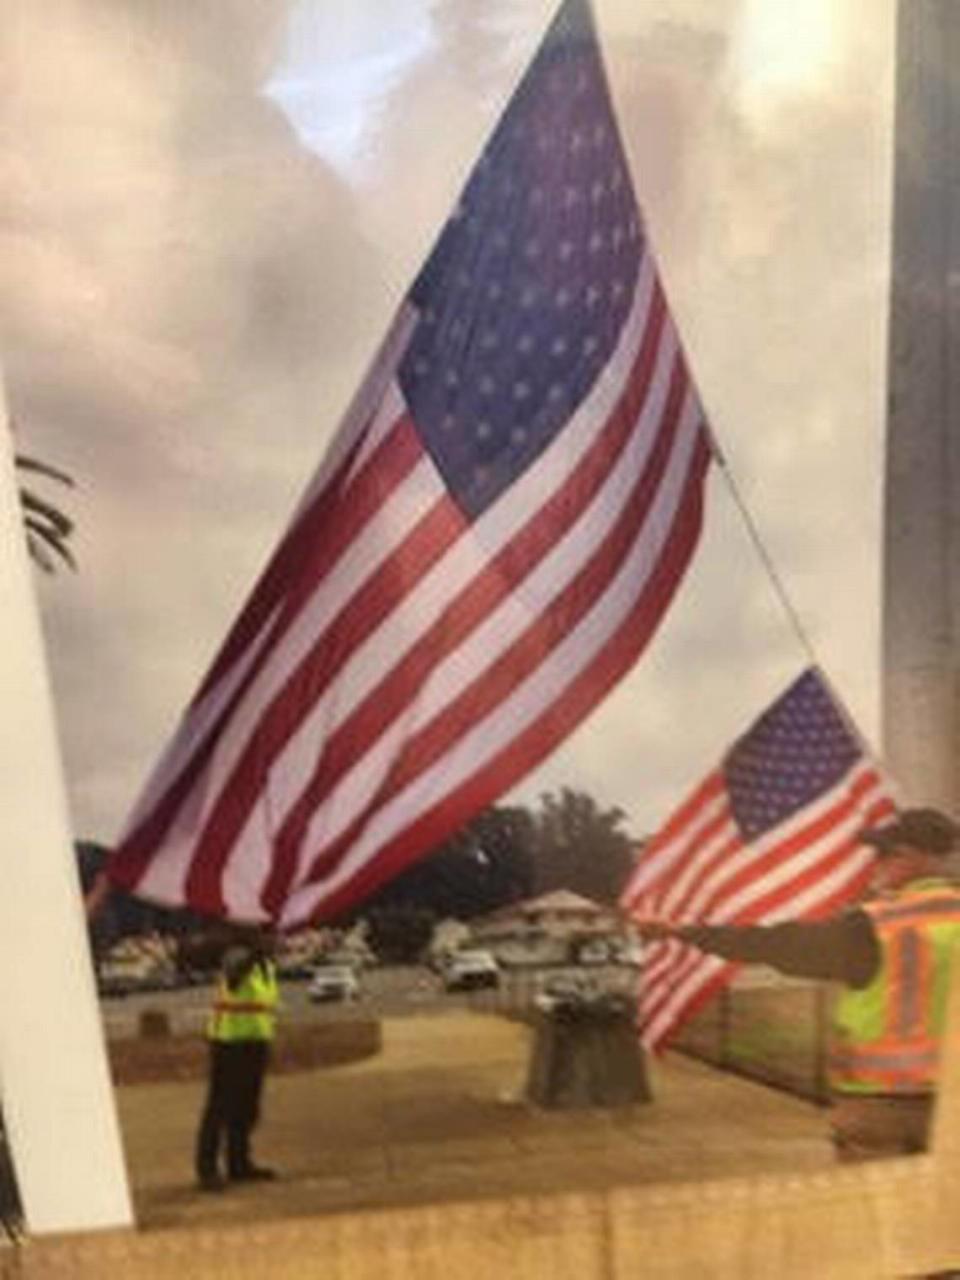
[208,960,279,1043]
[830,879,960,1094]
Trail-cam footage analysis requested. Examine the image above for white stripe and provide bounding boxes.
[293,302,421,516]
[640,796,737,918]
[620,787,727,907]
[641,954,727,1049]
[280,389,706,924]
[119,603,280,840]
[123,383,415,850]
[127,311,421,843]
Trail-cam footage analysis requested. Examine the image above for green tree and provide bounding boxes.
[532,787,635,905]
[364,904,436,965]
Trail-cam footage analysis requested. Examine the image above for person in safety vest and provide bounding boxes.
[195,927,279,1191]
[634,807,960,1163]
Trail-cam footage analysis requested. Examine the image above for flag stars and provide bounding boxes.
[398,30,644,517]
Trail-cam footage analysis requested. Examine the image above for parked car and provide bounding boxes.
[441,950,500,992]
[308,965,360,1003]
[533,972,597,1013]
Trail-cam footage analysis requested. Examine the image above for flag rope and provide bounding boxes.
[706,431,892,784]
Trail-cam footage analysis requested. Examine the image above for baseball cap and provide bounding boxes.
[860,807,959,856]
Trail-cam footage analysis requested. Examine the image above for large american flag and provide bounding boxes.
[108,0,713,928]
[621,668,897,1049]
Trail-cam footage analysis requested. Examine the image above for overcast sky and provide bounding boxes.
[3,0,894,848]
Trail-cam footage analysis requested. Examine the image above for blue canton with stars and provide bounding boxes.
[723,669,862,840]
[398,0,643,520]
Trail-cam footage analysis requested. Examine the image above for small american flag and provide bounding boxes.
[621,668,897,1050]
[108,0,713,928]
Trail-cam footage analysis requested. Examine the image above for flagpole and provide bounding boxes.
[0,379,133,1233]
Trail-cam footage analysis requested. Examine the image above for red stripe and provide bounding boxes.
[185,483,468,912]
[108,414,424,894]
[256,289,672,913]
[283,431,710,925]
[642,962,740,1051]
[296,358,695,894]
[619,774,727,910]
[195,416,420,704]
[628,807,739,920]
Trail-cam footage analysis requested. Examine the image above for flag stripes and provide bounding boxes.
[625,758,896,1049]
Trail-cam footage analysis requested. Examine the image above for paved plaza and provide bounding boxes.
[115,1012,835,1235]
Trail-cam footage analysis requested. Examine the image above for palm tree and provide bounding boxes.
[14,453,76,573]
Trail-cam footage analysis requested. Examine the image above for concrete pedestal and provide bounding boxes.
[526,1006,651,1109]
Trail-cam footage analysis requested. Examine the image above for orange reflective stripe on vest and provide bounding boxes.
[829,879,960,1095]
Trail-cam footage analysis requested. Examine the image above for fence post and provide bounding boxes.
[718,986,731,1070]
[813,983,831,1102]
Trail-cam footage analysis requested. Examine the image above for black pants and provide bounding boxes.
[195,1040,270,1179]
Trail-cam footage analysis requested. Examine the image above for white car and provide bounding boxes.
[534,972,596,1013]
[441,950,500,992]
[308,964,360,1003]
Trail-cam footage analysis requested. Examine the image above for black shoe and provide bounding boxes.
[197,1173,227,1193]
[229,1165,277,1182]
